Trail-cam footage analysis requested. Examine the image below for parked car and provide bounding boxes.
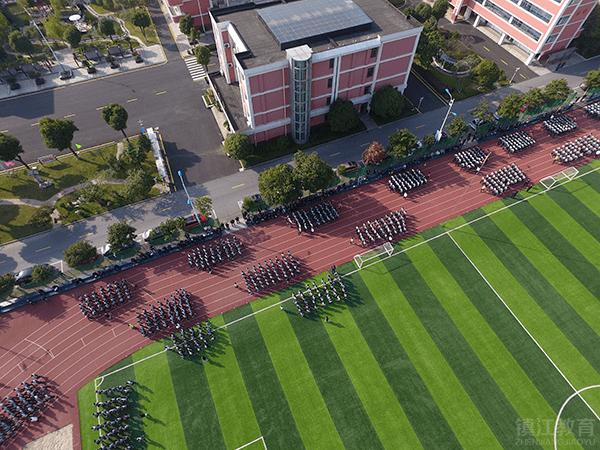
[15,264,55,285]
[339,161,361,171]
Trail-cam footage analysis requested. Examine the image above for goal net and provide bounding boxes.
[540,167,578,190]
[354,242,394,269]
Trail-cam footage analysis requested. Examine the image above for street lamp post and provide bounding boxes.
[177,171,200,223]
[29,20,66,72]
[436,89,454,142]
[417,96,424,111]
[510,67,521,84]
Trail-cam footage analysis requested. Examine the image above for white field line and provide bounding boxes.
[235,436,266,450]
[447,233,600,425]
[554,385,600,450]
[97,163,600,383]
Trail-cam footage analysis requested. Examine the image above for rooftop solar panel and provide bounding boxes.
[258,0,373,49]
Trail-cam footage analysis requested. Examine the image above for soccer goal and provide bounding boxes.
[354,242,394,269]
[540,167,579,190]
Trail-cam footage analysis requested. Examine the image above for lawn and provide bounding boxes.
[79,163,600,449]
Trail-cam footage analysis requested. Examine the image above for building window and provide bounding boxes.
[556,15,570,26]
[511,17,542,41]
[568,0,579,6]
[290,57,311,144]
[520,0,552,23]
[484,1,512,22]
[329,59,334,69]
[367,67,374,78]
[327,78,333,88]
[370,48,378,58]
[545,33,558,44]
[364,86,371,95]
[326,97,331,105]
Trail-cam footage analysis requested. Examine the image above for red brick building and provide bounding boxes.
[210,0,423,144]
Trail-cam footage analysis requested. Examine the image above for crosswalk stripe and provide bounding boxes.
[184,57,206,82]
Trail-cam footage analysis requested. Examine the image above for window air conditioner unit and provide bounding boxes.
[224,43,230,48]
[227,62,233,68]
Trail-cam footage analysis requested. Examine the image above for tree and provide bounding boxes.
[471,100,495,123]
[542,78,572,104]
[175,216,187,230]
[447,113,468,138]
[194,45,211,66]
[79,183,106,203]
[31,264,55,284]
[422,134,436,148]
[38,117,80,159]
[8,30,34,57]
[44,15,66,40]
[0,133,32,170]
[30,205,53,228]
[107,221,137,254]
[574,3,600,58]
[179,14,193,36]
[126,133,151,164]
[159,218,179,238]
[386,129,417,158]
[99,17,116,40]
[337,164,347,176]
[122,168,154,199]
[131,9,151,42]
[63,25,81,48]
[63,241,97,268]
[416,18,444,64]
[224,132,253,160]
[584,69,600,90]
[497,92,526,119]
[472,59,500,89]
[293,151,336,193]
[362,142,388,165]
[370,85,404,119]
[328,99,359,133]
[0,273,15,297]
[524,87,545,109]
[432,0,449,21]
[194,196,212,218]
[413,3,433,22]
[258,164,302,206]
[102,103,129,142]
[189,27,200,43]
[0,11,12,43]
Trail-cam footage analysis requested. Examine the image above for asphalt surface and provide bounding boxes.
[0,1,239,189]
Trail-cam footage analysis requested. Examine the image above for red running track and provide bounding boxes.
[1,108,598,450]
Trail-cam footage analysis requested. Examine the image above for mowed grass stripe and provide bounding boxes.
[169,330,227,450]
[412,238,556,449]
[450,225,600,400]
[287,299,384,450]
[224,303,304,450]
[391,250,517,449]
[546,184,600,242]
[482,204,600,347]
[252,291,344,450]
[133,342,187,449]
[203,321,261,449]
[352,272,461,449]
[482,204,600,375]
[428,233,582,414]
[365,255,501,449]
[319,280,422,450]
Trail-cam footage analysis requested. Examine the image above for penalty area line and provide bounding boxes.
[447,233,600,425]
[235,436,266,450]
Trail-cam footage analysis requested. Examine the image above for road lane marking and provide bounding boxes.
[96,106,106,110]
[483,45,490,51]
[79,232,93,238]
[127,98,137,102]
[158,207,172,212]
[360,142,369,147]
[31,122,39,127]
[64,113,75,118]
[232,183,245,189]
[156,91,167,95]
[36,246,51,252]
[501,59,508,65]
[520,73,527,79]
[416,124,425,129]
[410,69,448,105]
[1,130,7,133]
[330,152,340,157]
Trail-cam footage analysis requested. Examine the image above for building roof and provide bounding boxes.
[257,0,373,50]
[212,0,420,70]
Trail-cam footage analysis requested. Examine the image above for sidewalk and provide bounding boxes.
[157,0,214,58]
[0,41,166,100]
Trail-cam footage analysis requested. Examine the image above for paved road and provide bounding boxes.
[0,1,239,188]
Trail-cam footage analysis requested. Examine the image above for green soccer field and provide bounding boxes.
[79,162,600,450]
